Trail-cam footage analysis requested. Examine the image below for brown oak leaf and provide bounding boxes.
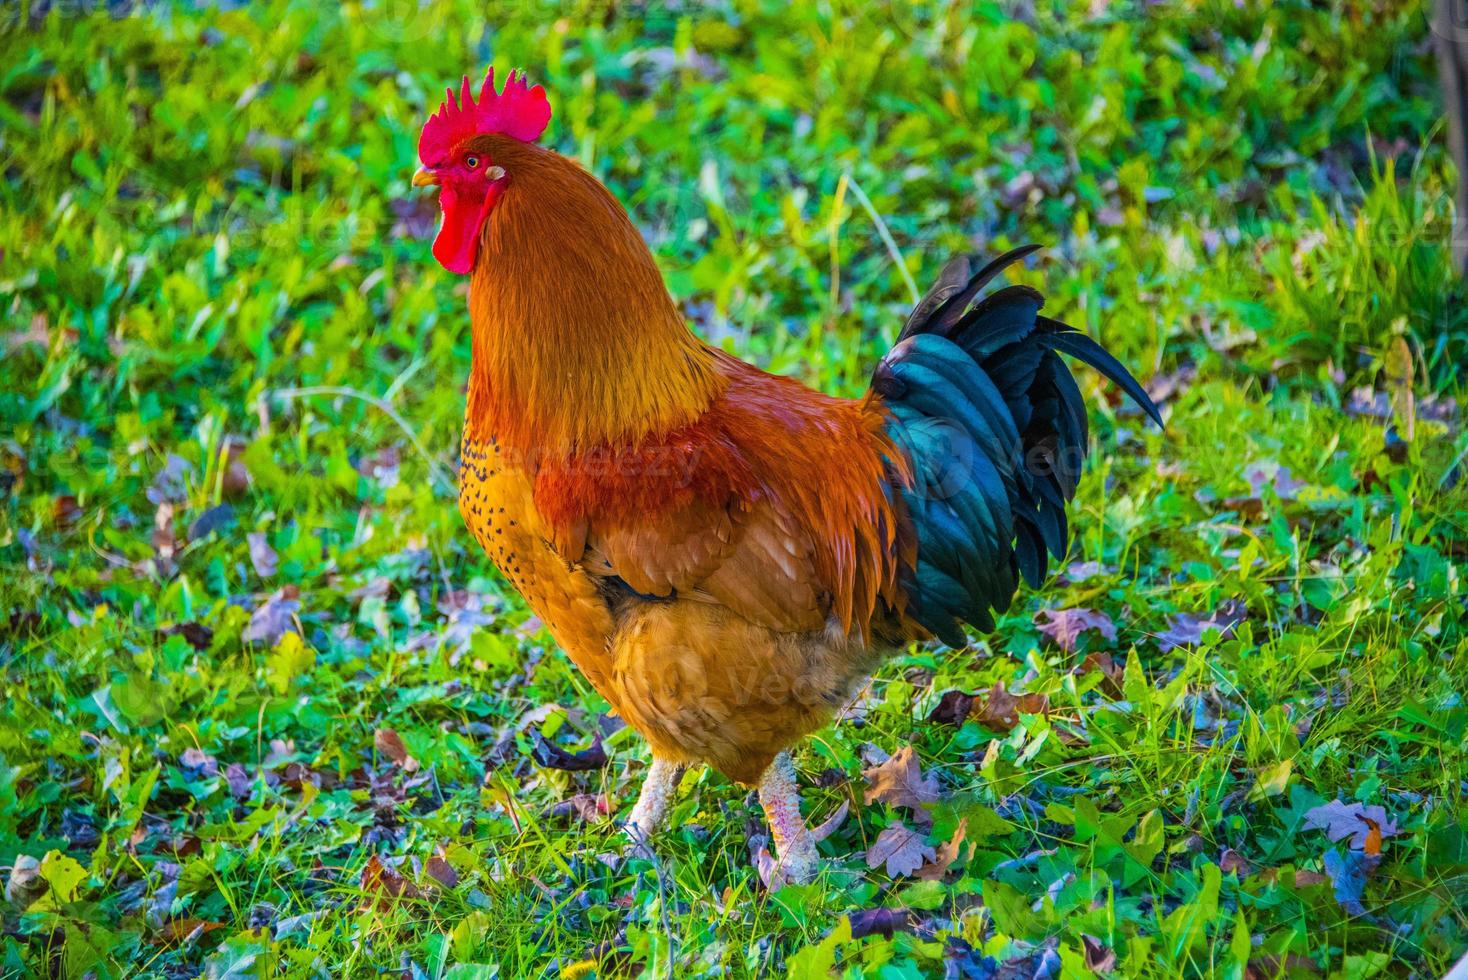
[862,746,940,822]
[972,682,1048,731]
[359,855,421,908]
[1078,651,1124,696]
[374,728,420,772]
[915,816,969,881]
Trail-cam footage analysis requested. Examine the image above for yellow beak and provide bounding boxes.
[412,167,440,188]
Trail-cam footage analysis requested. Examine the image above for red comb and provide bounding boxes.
[417,67,551,165]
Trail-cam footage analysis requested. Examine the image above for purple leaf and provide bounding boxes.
[1156,599,1247,651]
[1303,800,1398,850]
[147,454,193,506]
[848,907,915,939]
[1034,607,1116,653]
[244,592,299,645]
[247,532,278,578]
[865,820,936,877]
[178,747,218,781]
[1243,461,1304,500]
[224,763,252,799]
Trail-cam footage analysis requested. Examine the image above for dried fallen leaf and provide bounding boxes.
[356,446,401,486]
[1219,848,1252,876]
[149,861,179,928]
[224,763,252,799]
[374,728,420,773]
[866,820,937,878]
[916,816,968,881]
[1302,800,1398,851]
[178,747,218,781]
[359,855,422,908]
[1063,560,1111,581]
[1322,848,1379,916]
[549,793,607,823]
[147,454,193,506]
[188,503,235,540]
[972,682,1048,732]
[159,917,225,944]
[52,494,82,528]
[220,440,252,498]
[927,689,975,726]
[1034,607,1116,653]
[5,855,43,908]
[1082,934,1117,974]
[1217,495,1264,519]
[1078,651,1124,696]
[1243,461,1304,500]
[848,907,916,939]
[153,502,178,558]
[1156,599,1247,651]
[944,938,1000,978]
[531,733,608,772]
[862,746,940,821]
[243,591,300,645]
[1362,818,1383,857]
[1144,363,1197,405]
[424,855,458,890]
[247,531,278,578]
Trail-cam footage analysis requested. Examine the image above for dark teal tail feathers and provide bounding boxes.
[873,247,1162,647]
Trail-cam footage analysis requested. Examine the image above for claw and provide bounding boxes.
[810,799,850,843]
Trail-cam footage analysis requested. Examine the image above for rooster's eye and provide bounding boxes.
[466,155,480,169]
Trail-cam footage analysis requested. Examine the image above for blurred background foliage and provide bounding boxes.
[1,1,1466,977]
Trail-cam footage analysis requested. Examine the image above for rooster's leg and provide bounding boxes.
[758,752,818,883]
[624,756,681,856]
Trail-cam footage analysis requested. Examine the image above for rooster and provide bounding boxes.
[411,69,1161,881]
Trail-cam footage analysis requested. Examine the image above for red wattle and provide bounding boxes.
[431,183,501,276]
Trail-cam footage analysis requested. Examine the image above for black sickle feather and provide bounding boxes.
[897,243,1044,343]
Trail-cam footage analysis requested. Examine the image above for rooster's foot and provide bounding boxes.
[758,752,819,884]
[623,756,682,859]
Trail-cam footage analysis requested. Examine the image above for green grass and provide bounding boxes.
[2,0,1466,976]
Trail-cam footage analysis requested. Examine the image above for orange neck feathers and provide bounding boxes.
[463,137,725,458]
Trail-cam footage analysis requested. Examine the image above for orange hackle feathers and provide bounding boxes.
[462,135,725,458]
